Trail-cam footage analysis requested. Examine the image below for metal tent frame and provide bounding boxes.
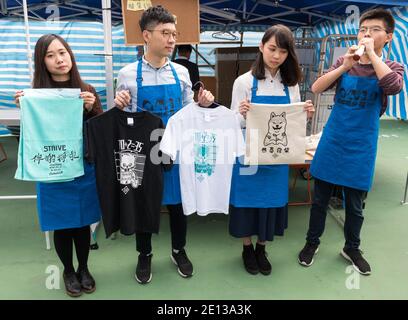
[1,0,407,248]
[3,0,406,108]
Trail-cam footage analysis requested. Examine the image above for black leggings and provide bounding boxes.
[53,226,91,274]
[136,204,187,254]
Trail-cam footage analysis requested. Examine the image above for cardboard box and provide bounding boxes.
[215,47,259,107]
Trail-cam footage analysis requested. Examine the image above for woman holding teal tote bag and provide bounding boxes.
[14,34,103,297]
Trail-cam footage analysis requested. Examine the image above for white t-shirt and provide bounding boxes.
[160,102,245,216]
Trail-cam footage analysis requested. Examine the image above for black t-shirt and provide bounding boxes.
[86,107,171,237]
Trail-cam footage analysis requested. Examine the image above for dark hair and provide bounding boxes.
[33,34,87,90]
[139,5,175,31]
[360,8,395,33]
[251,24,301,87]
[178,45,192,55]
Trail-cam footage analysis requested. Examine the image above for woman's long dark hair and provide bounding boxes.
[33,34,87,90]
[252,24,302,86]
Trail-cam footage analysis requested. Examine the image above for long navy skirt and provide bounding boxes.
[229,205,288,242]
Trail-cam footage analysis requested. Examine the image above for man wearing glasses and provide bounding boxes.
[114,5,214,284]
[298,8,404,275]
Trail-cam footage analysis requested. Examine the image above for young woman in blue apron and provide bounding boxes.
[229,25,314,275]
[15,34,102,297]
[298,8,404,276]
[113,6,214,284]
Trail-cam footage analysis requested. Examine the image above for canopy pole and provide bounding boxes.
[23,0,33,83]
[102,0,114,109]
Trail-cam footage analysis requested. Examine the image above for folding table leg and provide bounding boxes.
[45,231,51,250]
[401,172,408,205]
[0,142,7,163]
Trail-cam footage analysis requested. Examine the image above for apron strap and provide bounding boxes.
[251,76,258,100]
[169,62,181,87]
[136,57,143,87]
[137,59,181,88]
[251,75,290,100]
[282,84,289,98]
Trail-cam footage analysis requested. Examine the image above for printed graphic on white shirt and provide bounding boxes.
[114,139,146,194]
[194,131,217,182]
[245,102,306,165]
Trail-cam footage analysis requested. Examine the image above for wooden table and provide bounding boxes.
[288,152,313,206]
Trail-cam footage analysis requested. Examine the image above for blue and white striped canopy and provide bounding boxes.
[0,20,136,112]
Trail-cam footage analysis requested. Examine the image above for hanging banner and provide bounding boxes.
[245,102,306,165]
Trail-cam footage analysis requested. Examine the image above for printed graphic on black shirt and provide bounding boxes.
[114,139,146,195]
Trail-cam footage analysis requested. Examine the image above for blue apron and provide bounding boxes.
[136,59,182,205]
[310,73,382,191]
[26,90,101,231]
[37,161,102,231]
[230,76,290,208]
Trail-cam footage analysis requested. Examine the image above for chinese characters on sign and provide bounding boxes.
[127,0,152,11]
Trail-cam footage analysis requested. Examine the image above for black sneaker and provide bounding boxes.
[255,243,272,275]
[90,242,99,250]
[242,244,259,275]
[171,249,193,278]
[135,253,152,284]
[341,248,371,275]
[63,272,82,297]
[298,242,319,267]
[76,268,96,293]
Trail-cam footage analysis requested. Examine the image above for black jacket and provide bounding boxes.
[174,58,200,91]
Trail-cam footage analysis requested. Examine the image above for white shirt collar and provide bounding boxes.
[142,55,170,70]
[176,56,189,60]
[265,68,282,80]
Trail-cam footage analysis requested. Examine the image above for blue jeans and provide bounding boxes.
[306,178,366,250]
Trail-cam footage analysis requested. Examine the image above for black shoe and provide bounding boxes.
[135,253,152,284]
[76,268,96,293]
[341,248,371,275]
[63,272,82,297]
[255,243,272,275]
[171,249,194,278]
[90,242,99,250]
[298,242,319,267]
[242,244,259,275]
